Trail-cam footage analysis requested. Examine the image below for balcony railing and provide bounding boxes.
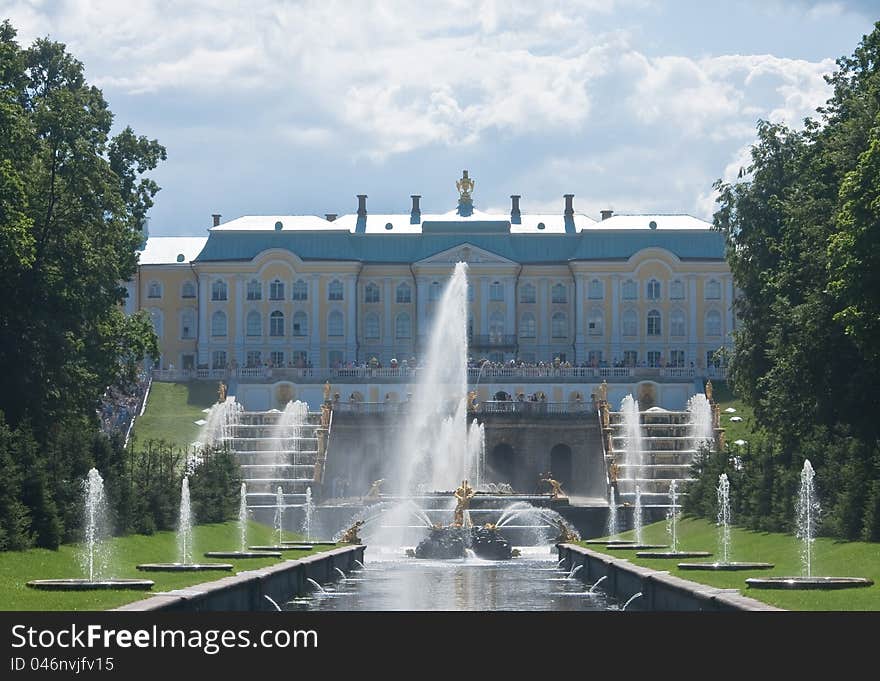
[150,364,727,383]
[469,334,518,348]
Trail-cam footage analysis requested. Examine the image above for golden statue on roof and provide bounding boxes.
[456,170,475,201]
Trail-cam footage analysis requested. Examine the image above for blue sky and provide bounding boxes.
[2,1,876,234]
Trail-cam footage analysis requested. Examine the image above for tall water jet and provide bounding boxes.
[302,487,314,542]
[177,477,193,565]
[29,469,156,591]
[606,487,618,538]
[666,480,679,552]
[796,459,819,578]
[390,262,470,495]
[278,400,309,468]
[80,468,110,582]
[717,473,731,564]
[274,485,285,546]
[196,397,243,448]
[238,482,248,553]
[466,419,486,489]
[620,395,644,485]
[687,393,714,455]
[633,485,643,545]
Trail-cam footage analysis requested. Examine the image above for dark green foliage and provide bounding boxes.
[189,447,242,525]
[702,23,880,542]
[0,21,164,550]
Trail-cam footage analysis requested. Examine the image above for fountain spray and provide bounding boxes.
[796,460,820,577]
[717,473,731,564]
[177,477,193,565]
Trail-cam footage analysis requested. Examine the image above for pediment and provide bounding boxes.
[415,242,516,266]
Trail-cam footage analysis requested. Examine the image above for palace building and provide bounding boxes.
[130,171,733,410]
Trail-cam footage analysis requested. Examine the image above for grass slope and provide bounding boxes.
[712,381,761,444]
[0,522,336,611]
[132,382,217,449]
[582,517,880,610]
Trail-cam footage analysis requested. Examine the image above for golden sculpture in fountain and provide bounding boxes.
[364,479,384,502]
[553,520,578,544]
[217,381,227,403]
[452,479,477,527]
[542,476,567,500]
[340,520,364,544]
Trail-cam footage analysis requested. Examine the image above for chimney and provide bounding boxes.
[410,195,421,224]
[510,195,521,223]
[355,194,368,233]
[325,213,338,222]
[212,213,221,227]
[563,194,574,218]
[600,209,614,221]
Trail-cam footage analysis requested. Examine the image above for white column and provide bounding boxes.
[573,275,584,347]
[689,276,698,366]
[504,278,515,335]
[235,275,245,366]
[479,278,489,335]
[610,276,619,362]
[346,275,357,361]
[416,277,428,349]
[198,276,208,366]
[538,278,549,352]
[383,278,392,357]
[310,275,321,363]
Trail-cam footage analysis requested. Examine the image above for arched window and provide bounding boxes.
[429,281,441,301]
[328,280,344,301]
[647,309,662,336]
[180,309,195,339]
[147,280,162,299]
[148,308,163,339]
[270,310,284,336]
[622,309,638,336]
[211,279,227,301]
[647,279,661,300]
[364,312,380,340]
[395,312,411,339]
[292,279,308,301]
[519,313,536,338]
[671,309,686,337]
[588,279,604,300]
[670,279,684,300]
[181,281,196,299]
[364,282,380,304]
[211,310,227,337]
[327,310,344,336]
[520,283,536,304]
[246,279,261,301]
[551,312,568,338]
[588,308,604,335]
[396,282,411,303]
[622,279,637,300]
[292,311,308,336]
[489,281,504,301]
[551,283,567,304]
[705,309,721,336]
[705,279,721,300]
[246,310,261,337]
[269,279,285,301]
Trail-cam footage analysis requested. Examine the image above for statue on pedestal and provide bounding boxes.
[340,520,364,544]
[452,479,476,527]
[542,476,567,500]
[705,379,713,401]
[217,382,227,403]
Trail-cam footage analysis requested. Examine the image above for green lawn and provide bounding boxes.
[711,381,761,444]
[131,381,218,449]
[0,521,336,611]
[582,517,880,610]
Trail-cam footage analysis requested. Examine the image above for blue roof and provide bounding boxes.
[193,230,725,264]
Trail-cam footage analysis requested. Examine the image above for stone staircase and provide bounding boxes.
[609,407,698,510]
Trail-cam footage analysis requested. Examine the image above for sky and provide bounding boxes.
[1,1,877,235]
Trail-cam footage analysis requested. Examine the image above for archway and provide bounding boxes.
[488,443,516,489]
[549,443,573,492]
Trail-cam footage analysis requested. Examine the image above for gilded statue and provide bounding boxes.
[598,380,608,404]
[217,382,227,403]
[554,520,578,544]
[452,479,476,527]
[456,170,475,200]
[609,461,619,485]
[340,520,364,544]
[323,381,332,402]
[705,379,713,401]
[542,476,567,500]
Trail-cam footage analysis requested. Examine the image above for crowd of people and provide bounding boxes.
[98,370,150,439]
